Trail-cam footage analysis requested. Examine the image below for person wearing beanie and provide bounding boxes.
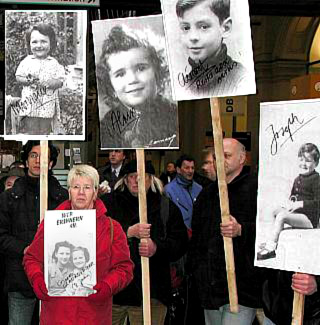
[0,140,68,324]
[102,160,188,325]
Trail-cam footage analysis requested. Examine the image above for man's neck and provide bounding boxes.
[226,168,243,184]
[27,173,40,179]
[111,163,122,170]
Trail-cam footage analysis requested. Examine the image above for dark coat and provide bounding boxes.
[290,171,320,228]
[105,187,188,306]
[187,43,249,98]
[262,269,320,325]
[188,169,262,309]
[98,163,126,190]
[0,175,68,297]
[159,172,176,186]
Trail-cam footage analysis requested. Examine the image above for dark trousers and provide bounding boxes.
[165,276,205,325]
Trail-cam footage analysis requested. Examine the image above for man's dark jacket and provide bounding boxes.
[262,269,320,325]
[0,175,68,297]
[98,163,126,190]
[188,169,261,309]
[105,187,188,306]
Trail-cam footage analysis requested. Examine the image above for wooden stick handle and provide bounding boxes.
[40,140,49,223]
[210,97,239,313]
[136,149,151,325]
[291,292,305,325]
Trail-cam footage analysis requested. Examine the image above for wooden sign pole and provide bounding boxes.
[136,149,151,325]
[292,292,305,325]
[40,140,49,223]
[210,97,239,313]
[39,140,49,318]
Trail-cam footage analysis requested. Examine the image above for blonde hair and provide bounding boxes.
[67,164,99,190]
[115,174,164,195]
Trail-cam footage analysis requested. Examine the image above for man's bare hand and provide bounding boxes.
[220,215,241,238]
[127,223,151,239]
[139,238,157,257]
[292,273,317,295]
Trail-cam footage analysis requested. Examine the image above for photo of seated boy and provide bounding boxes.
[257,143,320,261]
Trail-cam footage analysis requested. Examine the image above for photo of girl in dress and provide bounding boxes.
[92,16,179,149]
[15,23,65,135]
[5,11,86,139]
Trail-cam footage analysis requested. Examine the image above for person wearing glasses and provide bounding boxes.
[0,140,68,325]
[23,164,133,325]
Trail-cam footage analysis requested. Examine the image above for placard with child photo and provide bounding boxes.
[4,10,87,140]
[44,209,96,297]
[161,0,256,101]
[92,15,179,149]
[255,98,320,275]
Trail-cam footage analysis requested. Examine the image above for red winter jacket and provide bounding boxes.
[23,199,134,325]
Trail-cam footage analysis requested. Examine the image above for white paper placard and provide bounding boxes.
[4,10,87,140]
[44,209,96,296]
[255,98,320,275]
[92,15,179,149]
[161,0,256,101]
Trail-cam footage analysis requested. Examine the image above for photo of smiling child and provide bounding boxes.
[161,0,256,100]
[44,209,96,297]
[92,16,179,149]
[65,246,95,297]
[256,99,320,275]
[15,23,65,135]
[48,241,74,296]
[5,11,87,139]
[257,143,320,261]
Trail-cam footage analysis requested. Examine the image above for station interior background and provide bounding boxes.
[0,0,320,183]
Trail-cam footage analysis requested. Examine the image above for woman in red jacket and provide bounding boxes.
[23,164,134,325]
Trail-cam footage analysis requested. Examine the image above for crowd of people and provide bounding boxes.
[0,140,319,325]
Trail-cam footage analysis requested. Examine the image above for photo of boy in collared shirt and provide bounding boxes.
[161,0,256,100]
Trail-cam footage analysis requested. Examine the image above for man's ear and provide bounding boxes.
[176,167,181,174]
[221,17,232,39]
[239,152,246,165]
[49,161,53,170]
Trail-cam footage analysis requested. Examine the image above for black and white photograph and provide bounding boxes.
[161,0,256,101]
[255,99,320,275]
[44,209,96,297]
[92,15,179,149]
[2,0,99,5]
[4,10,87,140]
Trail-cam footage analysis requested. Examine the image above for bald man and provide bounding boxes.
[188,138,261,325]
